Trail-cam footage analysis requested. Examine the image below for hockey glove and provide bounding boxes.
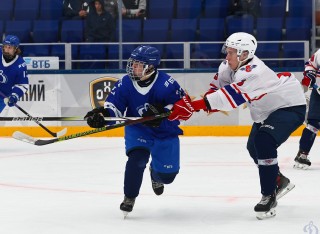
[201,88,219,114]
[142,104,166,127]
[301,70,316,88]
[84,107,110,128]
[5,93,19,107]
[168,95,195,121]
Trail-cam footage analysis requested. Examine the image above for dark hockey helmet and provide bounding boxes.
[126,45,161,81]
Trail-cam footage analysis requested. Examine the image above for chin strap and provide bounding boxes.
[140,65,156,81]
[234,56,252,72]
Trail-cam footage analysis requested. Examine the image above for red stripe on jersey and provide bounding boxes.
[210,83,218,89]
[277,72,291,78]
[251,93,267,101]
[305,64,317,70]
[231,83,241,93]
[221,88,236,108]
[244,93,251,101]
[231,84,251,102]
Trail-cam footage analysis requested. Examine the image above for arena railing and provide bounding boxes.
[20,40,310,71]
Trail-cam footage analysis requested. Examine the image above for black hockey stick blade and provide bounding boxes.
[12,111,171,146]
[0,116,142,121]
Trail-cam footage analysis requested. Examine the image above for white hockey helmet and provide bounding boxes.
[224,32,257,59]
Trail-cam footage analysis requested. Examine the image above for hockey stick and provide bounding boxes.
[12,111,171,146]
[0,116,142,121]
[0,92,67,137]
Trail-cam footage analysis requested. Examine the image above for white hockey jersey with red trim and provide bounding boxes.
[305,49,320,87]
[205,56,306,123]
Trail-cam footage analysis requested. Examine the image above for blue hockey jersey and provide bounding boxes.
[0,50,29,99]
[105,71,184,138]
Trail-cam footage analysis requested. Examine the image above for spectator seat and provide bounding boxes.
[33,20,59,43]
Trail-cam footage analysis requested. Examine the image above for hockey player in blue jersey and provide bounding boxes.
[84,45,185,217]
[0,35,29,111]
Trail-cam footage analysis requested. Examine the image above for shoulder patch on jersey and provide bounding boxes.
[240,64,257,72]
[18,62,26,69]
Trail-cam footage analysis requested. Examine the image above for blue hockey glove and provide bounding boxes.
[302,70,316,88]
[5,94,19,107]
[142,104,166,127]
[84,107,110,128]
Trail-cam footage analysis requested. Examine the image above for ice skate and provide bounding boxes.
[150,167,164,195]
[254,192,277,220]
[276,172,295,200]
[120,196,135,218]
[294,150,311,170]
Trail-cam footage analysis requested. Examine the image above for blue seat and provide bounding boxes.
[51,45,65,58]
[176,0,202,19]
[282,43,305,68]
[0,0,14,20]
[107,44,136,69]
[199,18,225,42]
[115,20,142,42]
[204,0,231,18]
[256,18,283,41]
[51,44,78,69]
[165,44,184,68]
[285,17,312,40]
[170,19,197,42]
[260,0,286,18]
[33,20,59,43]
[60,20,84,42]
[22,45,50,57]
[148,0,174,19]
[0,21,4,40]
[39,0,63,20]
[226,14,254,36]
[5,20,33,43]
[288,0,312,18]
[78,45,107,69]
[14,0,40,20]
[255,43,280,68]
[191,43,223,68]
[151,44,165,59]
[50,44,65,69]
[143,19,169,42]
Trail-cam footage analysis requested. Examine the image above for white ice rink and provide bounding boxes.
[0,136,319,234]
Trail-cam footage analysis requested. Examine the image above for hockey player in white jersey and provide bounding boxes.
[293,49,320,169]
[169,32,306,219]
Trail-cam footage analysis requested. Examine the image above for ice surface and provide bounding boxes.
[0,136,319,234]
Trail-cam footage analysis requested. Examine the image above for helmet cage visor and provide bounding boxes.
[126,58,149,81]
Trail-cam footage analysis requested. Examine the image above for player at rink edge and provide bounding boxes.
[84,45,187,218]
[0,35,29,112]
[169,32,307,220]
[293,49,320,170]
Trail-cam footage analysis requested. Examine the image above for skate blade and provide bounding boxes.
[122,211,129,219]
[256,208,276,220]
[276,183,295,200]
[293,162,310,170]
